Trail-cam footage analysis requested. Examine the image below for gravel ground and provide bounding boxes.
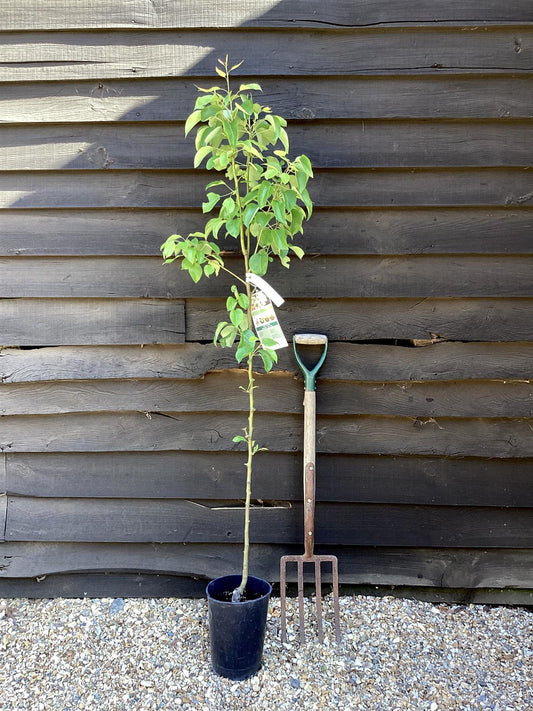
[0,594,531,710]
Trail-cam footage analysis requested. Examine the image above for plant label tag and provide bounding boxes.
[250,289,288,350]
[246,273,284,307]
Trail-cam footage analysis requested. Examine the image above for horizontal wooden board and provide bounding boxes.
[6,451,533,507]
[3,373,533,418]
[0,28,531,82]
[1,542,533,590]
[2,207,532,257]
[2,411,533,457]
[4,341,533,384]
[0,298,184,346]
[5,496,533,546]
[188,298,533,342]
[2,255,532,299]
[5,0,532,30]
[2,121,532,170]
[2,169,532,210]
[3,77,532,123]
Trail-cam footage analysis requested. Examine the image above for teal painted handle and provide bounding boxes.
[293,333,328,391]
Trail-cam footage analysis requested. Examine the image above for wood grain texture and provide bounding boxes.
[3,77,532,123]
[0,299,184,346]
[1,542,532,589]
[2,121,531,170]
[2,411,533,457]
[3,374,533,418]
[2,208,532,257]
[0,28,531,82]
[188,298,533,342]
[1,255,532,299]
[5,496,533,547]
[2,169,531,209]
[4,1,532,30]
[6,451,533,507]
[4,341,533,384]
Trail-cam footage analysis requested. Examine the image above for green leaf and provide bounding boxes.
[259,349,275,372]
[232,435,247,443]
[239,83,262,92]
[184,110,203,137]
[202,192,220,213]
[189,262,203,283]
[299,154,314,177]
[243,202,259,228]
[236,291,249,309]
[248,250,269,276]
[194,145,213,168]
[272,200,286,224]
[290,206,305,235]
[230,308,245,327]
[257,182,271,208]
[289,244,305,259]
[226,218,241,238]
[221,196,236,218]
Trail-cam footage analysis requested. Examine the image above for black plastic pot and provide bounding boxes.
[206,574,272,680]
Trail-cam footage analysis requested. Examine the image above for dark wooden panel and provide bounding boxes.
[5,0,532,30]
[2,542,533,590]
[0,573,208,599]
[0,373,300,416]
[3,374,533,418]
[188,298,533,342]
[1,28,530,82]
[3,77,532,123]
[2,255,532,299]
[7,451,533,507]
[0,493,5,543]
[0,452,6,493]
[6,496,533,546]
[2,121,532,170]
[2,169,531,209]
[0,299,184,346]
[2,208,533,257]
[4,341,533,385]
[3,411,533,457]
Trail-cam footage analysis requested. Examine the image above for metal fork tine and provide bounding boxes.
[331,556,341,644]
[297,559,305,644]
[280,557,287,643]
[314,560,324,643]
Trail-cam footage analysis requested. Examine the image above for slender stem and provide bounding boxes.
[237,347,255,598]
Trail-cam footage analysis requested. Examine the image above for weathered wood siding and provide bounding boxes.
[1,1,532,599]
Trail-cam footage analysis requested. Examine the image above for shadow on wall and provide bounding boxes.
[6,0,330,217]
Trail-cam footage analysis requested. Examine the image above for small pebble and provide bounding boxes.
[0,595,530,710]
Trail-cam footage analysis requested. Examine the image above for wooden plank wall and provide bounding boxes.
[0,0,532,600]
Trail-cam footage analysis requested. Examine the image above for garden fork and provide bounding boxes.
[280,333,341,644]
